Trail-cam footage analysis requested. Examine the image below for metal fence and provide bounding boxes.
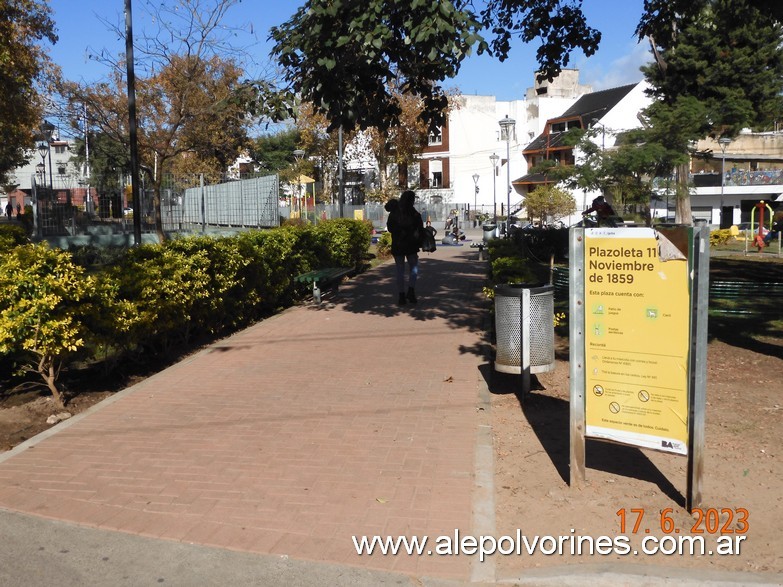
[30,173,281,239]
[28,172,476,242]
[177,175,279,230]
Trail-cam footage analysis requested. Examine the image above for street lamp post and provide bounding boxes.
[293,149,305,220]
[472,173,479,227]
[36,141,49,194]
[718,137,731,228]
[39,120,55,191]
[489,153,499,224]
[499,115,515,237]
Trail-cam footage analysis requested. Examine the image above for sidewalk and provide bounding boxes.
[1,229,777,587]
[0,230,494,584]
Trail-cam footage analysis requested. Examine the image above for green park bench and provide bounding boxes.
[294,267,353,305]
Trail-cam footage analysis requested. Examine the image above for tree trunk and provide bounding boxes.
[674,162,693,225]
[39,355,66,410]
[153,181,166,242]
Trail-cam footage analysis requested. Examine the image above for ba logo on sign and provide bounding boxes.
[661,440,683,450]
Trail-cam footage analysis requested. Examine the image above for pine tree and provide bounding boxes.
[640,0,783,222]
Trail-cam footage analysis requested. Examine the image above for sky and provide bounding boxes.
[45,0,651,129]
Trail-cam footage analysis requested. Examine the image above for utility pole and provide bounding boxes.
[125,0,142,245]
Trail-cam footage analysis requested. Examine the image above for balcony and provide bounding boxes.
[654,168,783,189]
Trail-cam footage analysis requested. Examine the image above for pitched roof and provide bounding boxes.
[512,173,551,186]
[559,83,638,127]
[523,83,639,153]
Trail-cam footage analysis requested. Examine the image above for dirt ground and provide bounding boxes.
[490,333,782,577]
[0,390,114,452]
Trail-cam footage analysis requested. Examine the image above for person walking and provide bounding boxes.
[5,201,12,220]
[386,190,425,305]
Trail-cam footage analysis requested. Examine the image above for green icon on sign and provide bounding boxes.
[645,307,658,319]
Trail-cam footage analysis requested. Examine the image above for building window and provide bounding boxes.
[58,166,66,175]
[428,127,442,145]
[431,171,442,187]
[55,145,67,154]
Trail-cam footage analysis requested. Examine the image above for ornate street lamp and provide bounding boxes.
[36,140,50,199]
[35,163,45,191]
[718,136,731,228]
[499,115,515,237]
[39,120,55,192]
[489,153,499,224]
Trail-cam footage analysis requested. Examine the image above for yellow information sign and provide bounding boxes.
[584,227,691,455]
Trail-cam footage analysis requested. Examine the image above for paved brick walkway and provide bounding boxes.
[0,236,491,581]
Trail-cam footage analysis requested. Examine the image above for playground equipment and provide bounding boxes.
[746,200,773,253]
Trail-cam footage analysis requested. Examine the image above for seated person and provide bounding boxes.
[583,196,618,227]
[763,216,783,245]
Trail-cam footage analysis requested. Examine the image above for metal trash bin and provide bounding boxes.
[494,283,555,391]
[482,223,498,243]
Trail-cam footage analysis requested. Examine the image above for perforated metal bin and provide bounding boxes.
[494,283,555,383]
[482,223,498,243]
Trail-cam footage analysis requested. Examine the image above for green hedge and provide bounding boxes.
[486,239,538,286]
[0,220,372,403]
[0,223,30,251]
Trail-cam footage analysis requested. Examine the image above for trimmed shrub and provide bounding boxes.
[490,256,538,284]
[311,218,372,269]
[1,219,373,392]
[109,243,213,353]
[0,223,30,251]
[376,231,392,258]
[487,238,538,284]
[710,228,734,246]
[0,244,113,407]
[165,235,248,333]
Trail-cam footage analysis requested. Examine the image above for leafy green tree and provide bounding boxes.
[0,0,58,182]
[524,184,575,226]
[252,128,302,175]
[269,0,485,133]
[638,0,783,223]
[267,0,604,133]
[553,127,671,225]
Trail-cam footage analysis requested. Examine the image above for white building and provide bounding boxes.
[515,80,652,225]
[416,69,593,216]
[4,128,80,212]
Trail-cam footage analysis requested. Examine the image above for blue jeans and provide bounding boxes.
[394,253,418,293]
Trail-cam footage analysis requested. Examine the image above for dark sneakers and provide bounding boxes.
[398,292,407,305]
[407,287,417,304]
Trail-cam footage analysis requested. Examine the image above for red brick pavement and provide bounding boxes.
[0,239,492,581]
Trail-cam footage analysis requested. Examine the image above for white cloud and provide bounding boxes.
[580,41,653,90]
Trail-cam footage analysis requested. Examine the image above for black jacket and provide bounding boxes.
[387,208,424,256]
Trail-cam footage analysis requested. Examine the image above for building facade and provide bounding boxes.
[415,69,593,217]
